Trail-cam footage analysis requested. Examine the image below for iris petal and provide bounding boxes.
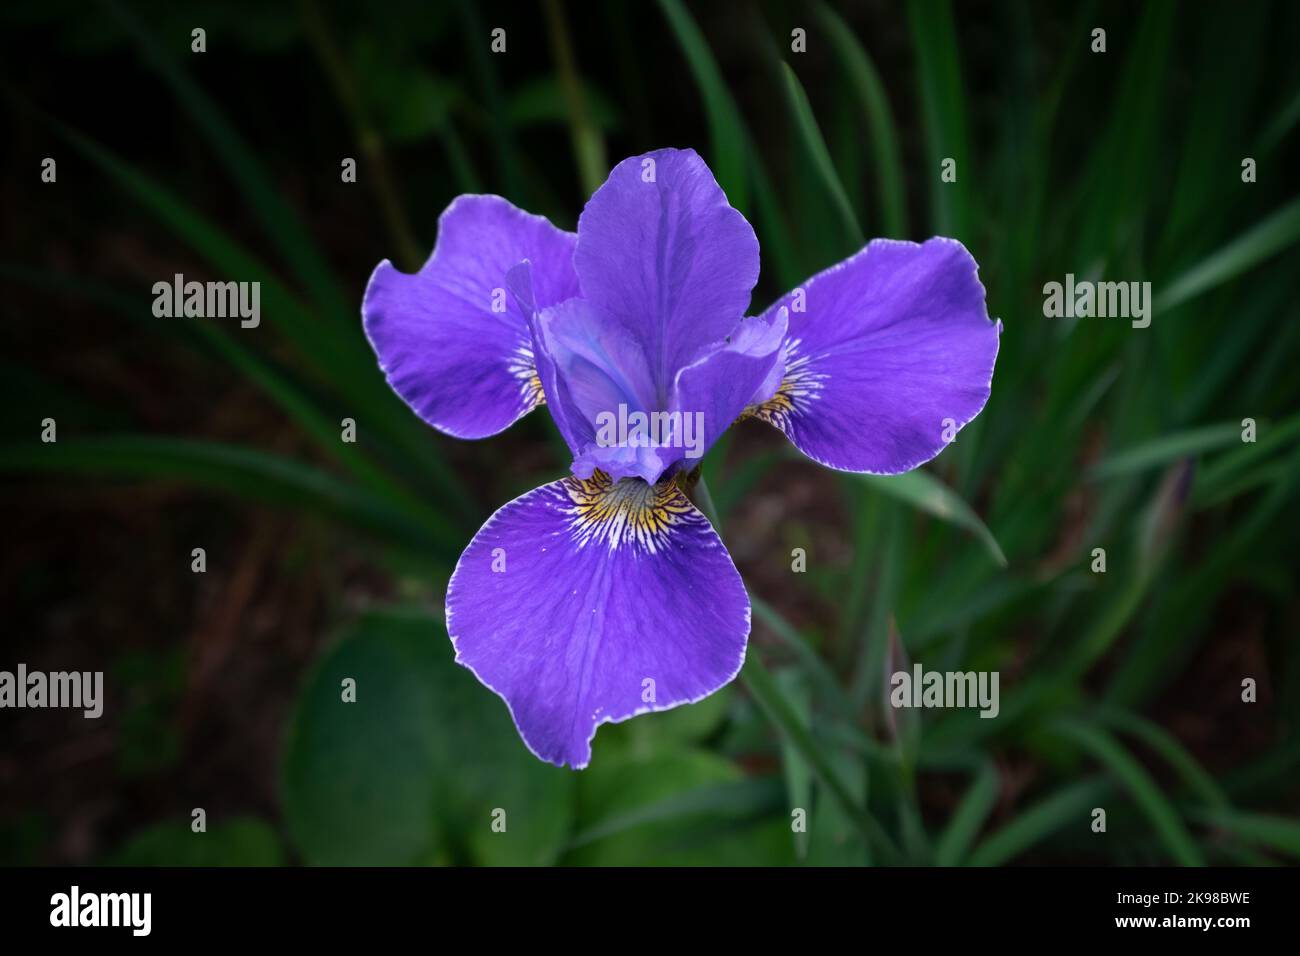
[445,472,750,769]
[574,148,760,404]
[363,195,579,438]
[751,237,1001,473]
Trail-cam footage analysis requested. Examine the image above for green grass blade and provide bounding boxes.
[966,777,1112,866]
[740,654,900,863]
[0,263,436,520]
[907,0,971,237]
[0,437,458,556]
[565,778,783,851]
[934,761,1000,865]
[1088,422,1242,480]
[1155,197,1300,313]
[47,120,474,512]
[778,62,863,249]
[1053,719,1205,866]
[1258,87,1300,155]
[655,0,800,288]
[814,1,907,237]
[657,0,747,211]
[1095,707,1229,809]
[751,595,854,718]
[1193,809,1300,861]
[542,0,607,197]
[455,0,521,196]
[104,0,352,326]
[856,469,1007,567]
[1194,412,1300,506]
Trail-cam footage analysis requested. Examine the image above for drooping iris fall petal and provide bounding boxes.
[363,195,580,439]
[749,237,1001,474]
[445,472,750,769]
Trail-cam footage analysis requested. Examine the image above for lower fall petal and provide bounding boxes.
[363,195,579,439]
[445,472,751,768]
[752,237,1000,473]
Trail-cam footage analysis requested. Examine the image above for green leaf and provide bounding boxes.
[908,0,972,237]
[1096,707,1228,809]
[752,595,854,717]
[814,1,907,236]
[0,437,457,558]
[104,0,353,328]
[564,750,789,865]
[656,0,747,211]
[935,761,1000,865]
[1194,412,1300,506]
[653,0,800,288]
[1052,719,1205,866]
[1089,422,1242,480]
[106,818,282,867]
[856,469,1007,568]
[778,62,863,249]
[1194,809,1300,860]
[541,0,609,197]
[740,654,899,862]
[282,608,574,865]
[1156,197,1300,313]
[966,777,1112,866]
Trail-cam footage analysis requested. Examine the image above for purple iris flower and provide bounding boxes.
[363,148,1000,768]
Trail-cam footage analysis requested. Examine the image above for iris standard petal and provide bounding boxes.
[531,297,668,482]
[363,194,579,439]
[749,237,1001,473]
[445,472,751,769]
[574,148,760,404]
[664,307,789,473]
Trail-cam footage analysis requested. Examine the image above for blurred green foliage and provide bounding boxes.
[3,0,1298,865]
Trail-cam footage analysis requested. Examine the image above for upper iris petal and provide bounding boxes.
[573,147,761,405]
[527,149,770,482]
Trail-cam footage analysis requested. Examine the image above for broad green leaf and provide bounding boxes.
[282,608,574,866]
[106,818,282,867]
[564,749,788,865]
